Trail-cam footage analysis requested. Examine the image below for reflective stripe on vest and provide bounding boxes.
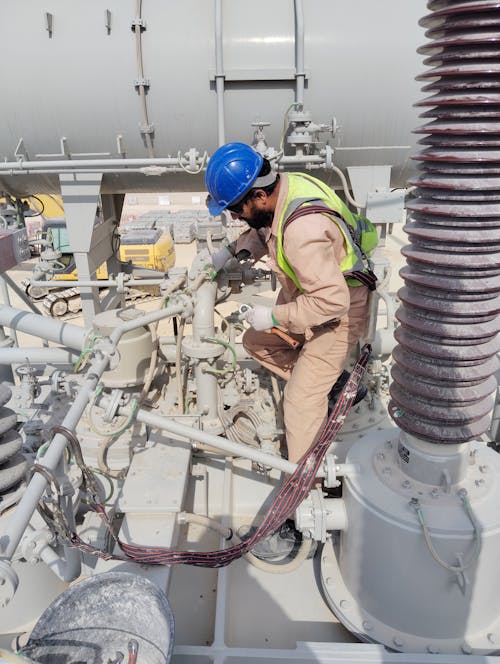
[276,173,377,291]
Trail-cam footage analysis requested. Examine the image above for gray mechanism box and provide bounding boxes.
[0,228,31,273]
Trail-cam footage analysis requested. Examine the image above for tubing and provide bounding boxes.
[100,395,297,475]
[29,277,166,289]
[191,280,219,421]
[293,0,305,107]
[214,0,226,145]
[178,511,313,574]
[0,348,79,364]
[0,302,186,561]
[0,306,87,350]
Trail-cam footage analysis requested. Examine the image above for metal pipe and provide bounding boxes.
[134,0,155,158]
[0,306,87,350]
[192,281,219,421]
[0,348,79,364]
[109,301,188,346]
[0,302,187,560]
[25,524,79,583]
[215,0,226,145]
[0,351,110,559]
[294,0,305,107]
[0,279,17,347]
[29,278,165,289]
[106,401,351,480]
[105,398,297,474]
[0,157,195,170]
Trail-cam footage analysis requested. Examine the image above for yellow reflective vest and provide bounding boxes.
[277,173,378,290]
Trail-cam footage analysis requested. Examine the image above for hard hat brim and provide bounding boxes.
[206,195,225,216]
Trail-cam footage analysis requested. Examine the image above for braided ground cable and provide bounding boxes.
[70,345,371,567]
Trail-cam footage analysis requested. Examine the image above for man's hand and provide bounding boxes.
[241,304,276,331]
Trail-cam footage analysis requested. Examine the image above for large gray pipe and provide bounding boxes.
[0,306,87,351]
[0,348,79,364]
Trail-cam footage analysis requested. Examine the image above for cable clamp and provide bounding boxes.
[134,78,150,90]
[131,18,146,32]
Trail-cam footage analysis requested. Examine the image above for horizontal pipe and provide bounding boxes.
[0,302,187,561]
[29,278,165,289]
[0,347,79,364]
[0,157,190,170]
[103,398,297,474]
[0,306,87,350]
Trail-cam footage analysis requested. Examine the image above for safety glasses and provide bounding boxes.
[226,191,255,215]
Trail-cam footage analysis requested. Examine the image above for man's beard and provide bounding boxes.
[242,209,273,229]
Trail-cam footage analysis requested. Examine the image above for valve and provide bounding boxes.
[295,490,347,542]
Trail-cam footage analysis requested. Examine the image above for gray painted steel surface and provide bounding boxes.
[0,0,426,194]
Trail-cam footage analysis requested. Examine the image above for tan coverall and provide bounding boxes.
[237,174,369,463]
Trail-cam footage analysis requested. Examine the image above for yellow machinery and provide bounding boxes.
[26,219,176,317]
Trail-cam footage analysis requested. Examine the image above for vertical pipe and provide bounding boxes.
[294,0,305,108]
[0,279,18,347]
[192,281,219,421]
[215,0,226,146]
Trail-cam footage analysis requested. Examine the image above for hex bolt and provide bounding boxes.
[430,488,439,499]
[402,480,411,489]
[488,633,496,644]
[393,637,405,648]
[479,465,489,474]
[376,451,385,461]
[427,645,440,654]
[461,643,473,654]
[362,621,373,631]
[340,599,350,609]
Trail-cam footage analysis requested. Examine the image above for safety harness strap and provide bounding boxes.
[283,203,378,291]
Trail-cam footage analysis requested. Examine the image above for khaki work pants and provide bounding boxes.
[242,292,368,463]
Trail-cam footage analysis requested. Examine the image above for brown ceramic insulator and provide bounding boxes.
[390,1,500,443]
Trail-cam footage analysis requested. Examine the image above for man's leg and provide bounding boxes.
[283,322,352,463]
[242,328,303,381]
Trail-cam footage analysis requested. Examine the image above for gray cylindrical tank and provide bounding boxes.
[0,0,426,194]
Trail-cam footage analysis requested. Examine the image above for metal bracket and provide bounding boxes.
[45,12,54,38]
[14,137,29,161]
[105,9,112,34]
[139,123,155,135]
[131,18,146,32]
[134,78,151,89]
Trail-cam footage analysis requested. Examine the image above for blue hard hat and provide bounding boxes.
[205,142,264,215]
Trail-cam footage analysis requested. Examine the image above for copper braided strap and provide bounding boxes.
[71,345,372,567]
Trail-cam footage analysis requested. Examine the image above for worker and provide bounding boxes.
[206,142,377,465]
